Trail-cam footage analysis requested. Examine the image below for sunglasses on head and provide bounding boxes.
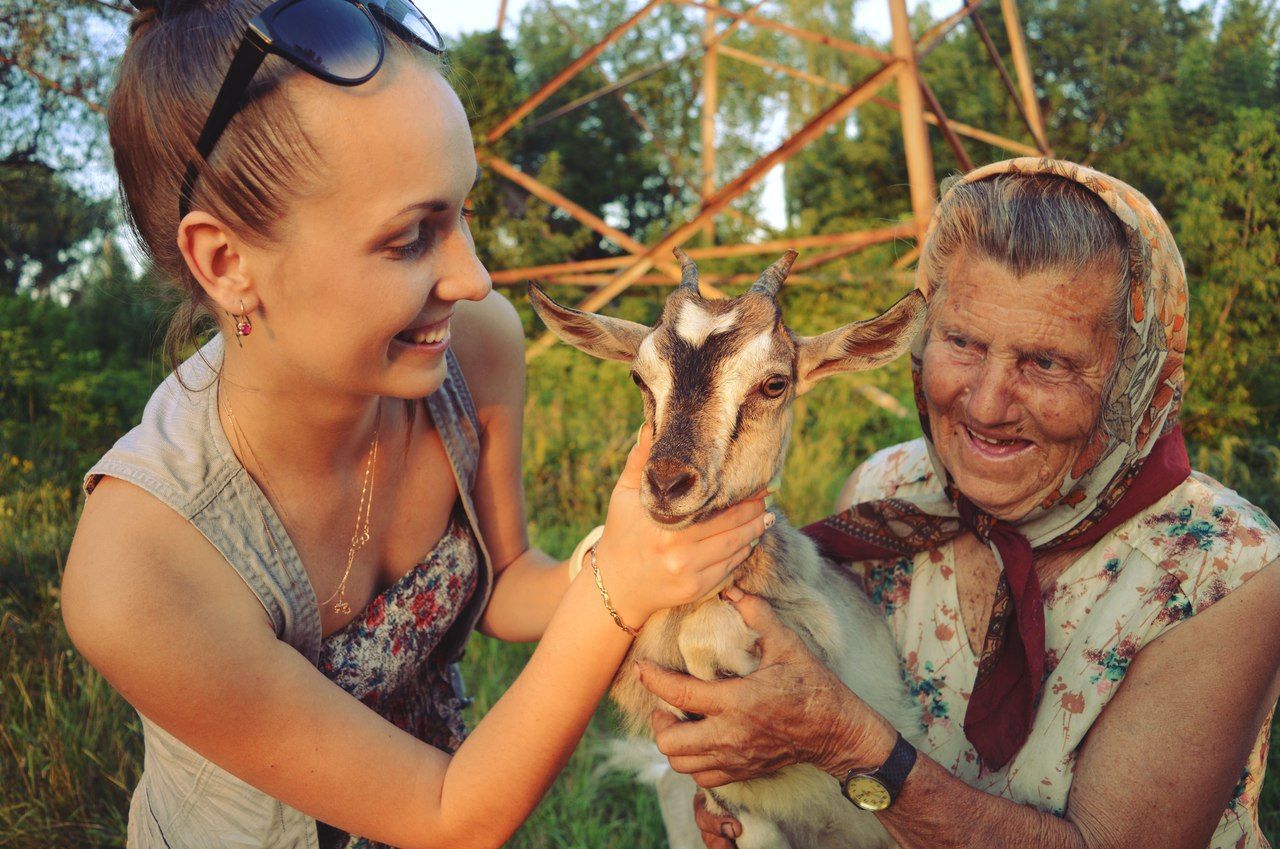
[179,0,444,219]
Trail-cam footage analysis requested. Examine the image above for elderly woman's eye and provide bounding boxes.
[950,335,969,349]
[1033,355,1056,371]
[760,375,790,399]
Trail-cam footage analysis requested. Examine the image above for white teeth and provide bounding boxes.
[406,321,449,345]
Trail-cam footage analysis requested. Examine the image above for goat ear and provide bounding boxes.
[795,290,926,394]
[528,284,651,363]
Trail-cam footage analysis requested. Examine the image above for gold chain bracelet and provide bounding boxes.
[589,543,641,637]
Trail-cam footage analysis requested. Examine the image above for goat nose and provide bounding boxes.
[646,459,699,501]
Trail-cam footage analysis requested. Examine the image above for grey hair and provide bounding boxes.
[919,173,1131,340]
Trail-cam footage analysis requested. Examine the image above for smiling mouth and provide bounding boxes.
[961,425,1033,459]
[393,316,451,347]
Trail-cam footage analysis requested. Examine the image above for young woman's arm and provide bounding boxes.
[62,432,766,849]
[449,291,571,642]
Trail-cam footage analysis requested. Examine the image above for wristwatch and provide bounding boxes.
[839,732,917,812]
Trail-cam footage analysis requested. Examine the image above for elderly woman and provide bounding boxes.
[637,158,1280,849]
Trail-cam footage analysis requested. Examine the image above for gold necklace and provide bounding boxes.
[221,382,382,616]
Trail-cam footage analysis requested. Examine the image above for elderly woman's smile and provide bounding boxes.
[922,252,1120,521]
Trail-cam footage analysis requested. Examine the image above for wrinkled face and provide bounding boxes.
[632,292,797,525]
[237,51,491,400]
[921,252,1119,521]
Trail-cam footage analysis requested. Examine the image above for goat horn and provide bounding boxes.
[672,247,700,292]
[750,249,799,298]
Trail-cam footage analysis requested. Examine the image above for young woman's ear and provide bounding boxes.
[176,211,259,316]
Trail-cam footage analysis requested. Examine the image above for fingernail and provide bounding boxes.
[763,512,776,528]
[724,585,744,602]
[721,823,740,839]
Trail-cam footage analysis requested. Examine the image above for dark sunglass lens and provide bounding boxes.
[381,0,444,51]
[272,0,381,80]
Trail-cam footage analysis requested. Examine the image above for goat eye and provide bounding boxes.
[631,372,647,391]
[760,375,789,399]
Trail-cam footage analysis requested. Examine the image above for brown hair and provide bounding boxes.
[110,0,444,396]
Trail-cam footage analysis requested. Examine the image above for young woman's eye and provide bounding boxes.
[387,224,430,260]
[461,203,476,222]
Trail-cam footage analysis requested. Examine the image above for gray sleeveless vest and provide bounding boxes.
[81,334,494,848]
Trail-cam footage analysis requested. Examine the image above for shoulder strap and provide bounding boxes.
[426,350,494,663]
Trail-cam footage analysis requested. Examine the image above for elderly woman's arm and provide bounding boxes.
[641,558,1280,849]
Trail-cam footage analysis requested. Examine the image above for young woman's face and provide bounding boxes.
[244,52,490,400]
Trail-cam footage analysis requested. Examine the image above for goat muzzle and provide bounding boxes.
[645,456,701,505]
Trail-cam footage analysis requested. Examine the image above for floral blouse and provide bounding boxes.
[315,508,479,849]
[845,439,1279,848]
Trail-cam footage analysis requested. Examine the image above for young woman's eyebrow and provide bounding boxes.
[382,167,483,225]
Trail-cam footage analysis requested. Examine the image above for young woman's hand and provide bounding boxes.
[591,426,772,628]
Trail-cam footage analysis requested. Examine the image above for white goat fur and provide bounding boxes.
[528,253,928,849]
[611,515,922,849]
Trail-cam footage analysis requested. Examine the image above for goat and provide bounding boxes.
[530,249,926,849]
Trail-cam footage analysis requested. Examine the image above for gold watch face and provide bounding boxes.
[843,775,892,812]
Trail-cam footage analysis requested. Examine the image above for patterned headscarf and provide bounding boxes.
[804,158,1191,769]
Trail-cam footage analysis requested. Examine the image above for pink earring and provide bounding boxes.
[232,301,253,346]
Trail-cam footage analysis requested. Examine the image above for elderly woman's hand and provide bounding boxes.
[692,790,741,848]
[637,588,899,789]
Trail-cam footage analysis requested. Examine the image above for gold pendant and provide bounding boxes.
[333,600,351,615]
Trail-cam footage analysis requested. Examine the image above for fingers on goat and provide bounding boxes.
[694,498,766,540]
[650,708,679,734]
[694,791,741,848]
[668,754,722,775]
[703,545,751,581]
[701,832,736,849]
[727,592,787,637]
[694,769,734,789]
[637,661,719,714]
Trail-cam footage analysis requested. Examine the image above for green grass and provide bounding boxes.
[2,286,1277,846]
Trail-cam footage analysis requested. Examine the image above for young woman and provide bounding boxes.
[60,2,770,847]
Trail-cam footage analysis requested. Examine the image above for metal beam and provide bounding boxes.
[490,223,914,284]
[481,153,686,285]
[701,0,719,244]
[919,77,974,171]
[889,0,936,240]
[525,58,904,360]
[486,0,664,143]
[970,7,1051,155]
[671,0,895,64]
[714,44,1039,156]
[999,0,1049,151]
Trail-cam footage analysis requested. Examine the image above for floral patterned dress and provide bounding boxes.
[315,507,479,849]
[846,438,1280,848]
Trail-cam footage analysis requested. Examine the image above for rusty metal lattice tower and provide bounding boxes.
[487,0,1052,364]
